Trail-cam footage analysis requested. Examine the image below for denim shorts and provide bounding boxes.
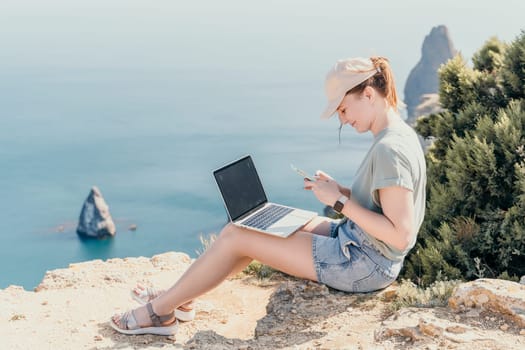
[312,219,402,293]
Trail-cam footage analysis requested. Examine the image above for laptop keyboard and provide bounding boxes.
[241,204,294,230]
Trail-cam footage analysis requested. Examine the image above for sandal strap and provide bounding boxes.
[146,302,175,327]
[118,310,139,330]
[146,287,159,299]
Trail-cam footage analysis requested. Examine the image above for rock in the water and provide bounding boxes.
[76,186,116,238]
[404,25,456,123]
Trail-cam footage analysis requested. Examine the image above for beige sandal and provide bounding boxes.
[131,286,196,322]
[110,302,179,336]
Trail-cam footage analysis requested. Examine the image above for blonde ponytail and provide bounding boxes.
[346,56,399,110]
[370,56,398,109]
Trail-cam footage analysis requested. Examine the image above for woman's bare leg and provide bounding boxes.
[225,216,335,278]
[157,223,317,309]
[228,256,254,277]
[113,222,318,327]
[130,217,333,308]
[132,257,252,307]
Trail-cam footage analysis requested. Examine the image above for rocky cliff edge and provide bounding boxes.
[1,252,524,349]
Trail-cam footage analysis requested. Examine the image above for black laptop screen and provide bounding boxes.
[214,156,268,221]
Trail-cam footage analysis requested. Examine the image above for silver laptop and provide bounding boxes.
[213,155,317,237]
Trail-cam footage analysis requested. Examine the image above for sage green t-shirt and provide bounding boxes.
[350,119,427,262]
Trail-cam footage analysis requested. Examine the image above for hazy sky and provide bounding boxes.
[0,0,523,94]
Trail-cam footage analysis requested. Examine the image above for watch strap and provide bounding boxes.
[333,195,348,213]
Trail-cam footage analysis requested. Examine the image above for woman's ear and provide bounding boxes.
[363,86,375,101]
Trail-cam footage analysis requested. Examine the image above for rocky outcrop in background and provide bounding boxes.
[404,25,456,123]
[76,186,116,238]
[1,252,524,349]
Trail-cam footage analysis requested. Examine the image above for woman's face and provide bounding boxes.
[336,89,375,133]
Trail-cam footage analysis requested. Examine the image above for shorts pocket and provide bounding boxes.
[340,238,360,260]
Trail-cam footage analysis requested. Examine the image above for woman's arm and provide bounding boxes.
[306,178,415,251]
[343,186,414,251]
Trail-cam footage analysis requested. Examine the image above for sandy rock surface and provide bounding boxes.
[1,252,524,349]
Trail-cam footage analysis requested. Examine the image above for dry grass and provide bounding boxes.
[387,279,462,312]
[195,233,218,257]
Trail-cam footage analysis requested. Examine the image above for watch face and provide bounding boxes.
[333,200,344,213]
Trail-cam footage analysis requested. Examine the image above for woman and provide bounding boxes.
[110,56,427,335]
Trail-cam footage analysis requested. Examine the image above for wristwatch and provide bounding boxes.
[333,195,348,214]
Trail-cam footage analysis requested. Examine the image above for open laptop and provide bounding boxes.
[213,155,317,237]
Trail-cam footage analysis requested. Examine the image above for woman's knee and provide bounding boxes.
[218,223,243,244]
[217,224,258,255]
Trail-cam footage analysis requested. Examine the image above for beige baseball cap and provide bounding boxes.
[321,57,379,119]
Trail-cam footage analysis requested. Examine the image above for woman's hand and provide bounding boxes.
[304,170,341,207]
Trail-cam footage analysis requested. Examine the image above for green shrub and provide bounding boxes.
[241,260,277,280]
[403,31,525,286]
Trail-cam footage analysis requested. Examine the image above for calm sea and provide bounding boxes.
[1,0,522,289]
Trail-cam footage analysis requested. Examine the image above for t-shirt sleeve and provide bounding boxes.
[371,142,414,207]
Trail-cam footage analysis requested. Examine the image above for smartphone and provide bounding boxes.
[290,164,315,181]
